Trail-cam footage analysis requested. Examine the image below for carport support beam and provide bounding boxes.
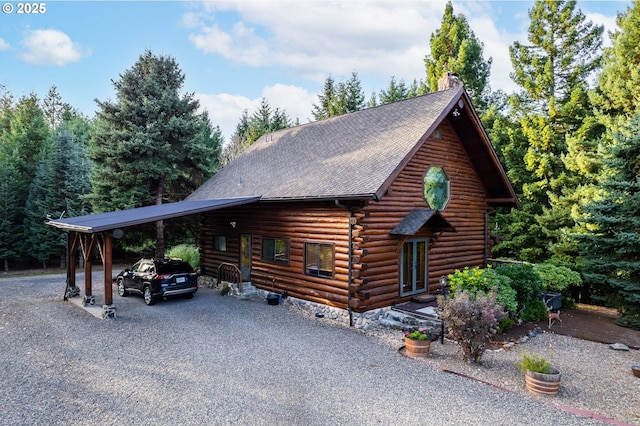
[102,233,115,318]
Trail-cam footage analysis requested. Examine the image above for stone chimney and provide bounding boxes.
[437,71,462,91]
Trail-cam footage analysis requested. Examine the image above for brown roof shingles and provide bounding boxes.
[188,88,465,201]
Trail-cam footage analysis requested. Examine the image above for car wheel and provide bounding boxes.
[117,279,128,297]
[184,292,195,299]
[143,285,156,306]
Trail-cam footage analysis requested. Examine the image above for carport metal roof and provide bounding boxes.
[47,196,261,233]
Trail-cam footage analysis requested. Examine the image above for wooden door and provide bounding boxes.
[240,234,251,281]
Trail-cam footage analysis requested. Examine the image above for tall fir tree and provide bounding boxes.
[311,72,365,119]
[424,1,492,112]
[494,0,603,264]
[572,1,640,316]
[89,50,221,258]
[23,130,91,268]
[578,113,640,329]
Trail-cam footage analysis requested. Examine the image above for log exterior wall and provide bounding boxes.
[355,118,489,311]
[200,202,352,308]
[199,118,491,312]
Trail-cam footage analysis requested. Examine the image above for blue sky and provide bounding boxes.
[0,0,631,141]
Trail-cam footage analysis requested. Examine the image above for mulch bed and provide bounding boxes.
[492,304,640,349]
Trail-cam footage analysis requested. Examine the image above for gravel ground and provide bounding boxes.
[365,324,640,425]
[0,272,633,425]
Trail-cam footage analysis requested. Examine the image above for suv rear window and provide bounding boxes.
[157,260,193,274]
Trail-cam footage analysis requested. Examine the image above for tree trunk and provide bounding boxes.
[155,178,165,260]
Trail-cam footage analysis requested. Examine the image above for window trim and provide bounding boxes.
[304,241,335,279]
[261,237,290,264]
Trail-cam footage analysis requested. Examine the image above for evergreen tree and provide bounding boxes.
[89,50,221,258]
[494,0,603,263]
[590,0,640,119]
[571,1,640,306]
[0,157,19,272]
[42,85,63,129]
[378,77,408,105]
[311,72,365,119]
[424,1,492,111]
[578,113,640,329]
[23,130,91,267]
[232,98,292,147]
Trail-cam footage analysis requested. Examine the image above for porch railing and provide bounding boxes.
[217,262,243,293]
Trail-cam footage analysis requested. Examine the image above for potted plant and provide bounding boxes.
[517,353,561,395]
[403,329,432,357]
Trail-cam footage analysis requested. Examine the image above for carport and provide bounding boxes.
[47,196,260,318]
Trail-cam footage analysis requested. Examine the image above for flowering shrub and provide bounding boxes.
[438,290,506,364]
[403,329,431,341]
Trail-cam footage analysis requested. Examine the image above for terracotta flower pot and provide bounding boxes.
[524,368,561,395]
[404,337,431,357]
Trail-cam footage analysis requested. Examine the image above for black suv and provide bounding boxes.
[116,258,198,305]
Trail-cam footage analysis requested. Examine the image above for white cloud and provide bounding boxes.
[196,83,316,143]
[0,38,9,50]
[187,1,447,84]
[20,29,89,66]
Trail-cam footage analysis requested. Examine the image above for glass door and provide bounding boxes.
[400,239,427,296]
[240,234,251,281]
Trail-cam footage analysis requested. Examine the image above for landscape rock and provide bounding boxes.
[610,342,630,351]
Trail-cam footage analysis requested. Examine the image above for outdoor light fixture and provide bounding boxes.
[230,221,236,228]
[439,275,448,344]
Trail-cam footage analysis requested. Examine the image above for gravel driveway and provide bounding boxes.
[0,272,609,426]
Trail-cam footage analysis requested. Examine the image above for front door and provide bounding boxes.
[400,239,427,297]
[240,234,251,281]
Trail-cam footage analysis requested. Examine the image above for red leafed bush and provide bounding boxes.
[439,290,506,364]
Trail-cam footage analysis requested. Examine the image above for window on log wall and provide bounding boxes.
[213,235,227,252]
[424,166,450,210]
[262,237,290,264]
[304,242,334,278]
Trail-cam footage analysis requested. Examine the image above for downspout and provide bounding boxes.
[484,209,495,268]
[335,200,354,327]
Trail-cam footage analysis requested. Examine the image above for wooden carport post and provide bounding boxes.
[64,232,80,300]
[101,233,115,318]
[81,234,97,306]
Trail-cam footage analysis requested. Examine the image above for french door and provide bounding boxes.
[400,239,427,296]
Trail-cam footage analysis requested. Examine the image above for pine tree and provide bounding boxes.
[311,72,365,119]
[23,130,92,267]
[578,113,640,329]
[89,50,221,258]
[378,77,408,105]
[424,1,492,111]
[494,0,603,263]
[591,0,640,119]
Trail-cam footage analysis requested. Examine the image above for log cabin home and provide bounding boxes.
[186,80,518,317]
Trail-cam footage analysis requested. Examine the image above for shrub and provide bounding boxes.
[494,263,543,310]
[438,290,506,364]
[167,244,200,269]
[519,298,548,322]
[448,266,518,314]
[532,263,582,292]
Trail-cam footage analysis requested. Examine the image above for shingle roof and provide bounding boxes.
[389,209,456,235]
[47,197,260,233]
[188,88,464,202]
